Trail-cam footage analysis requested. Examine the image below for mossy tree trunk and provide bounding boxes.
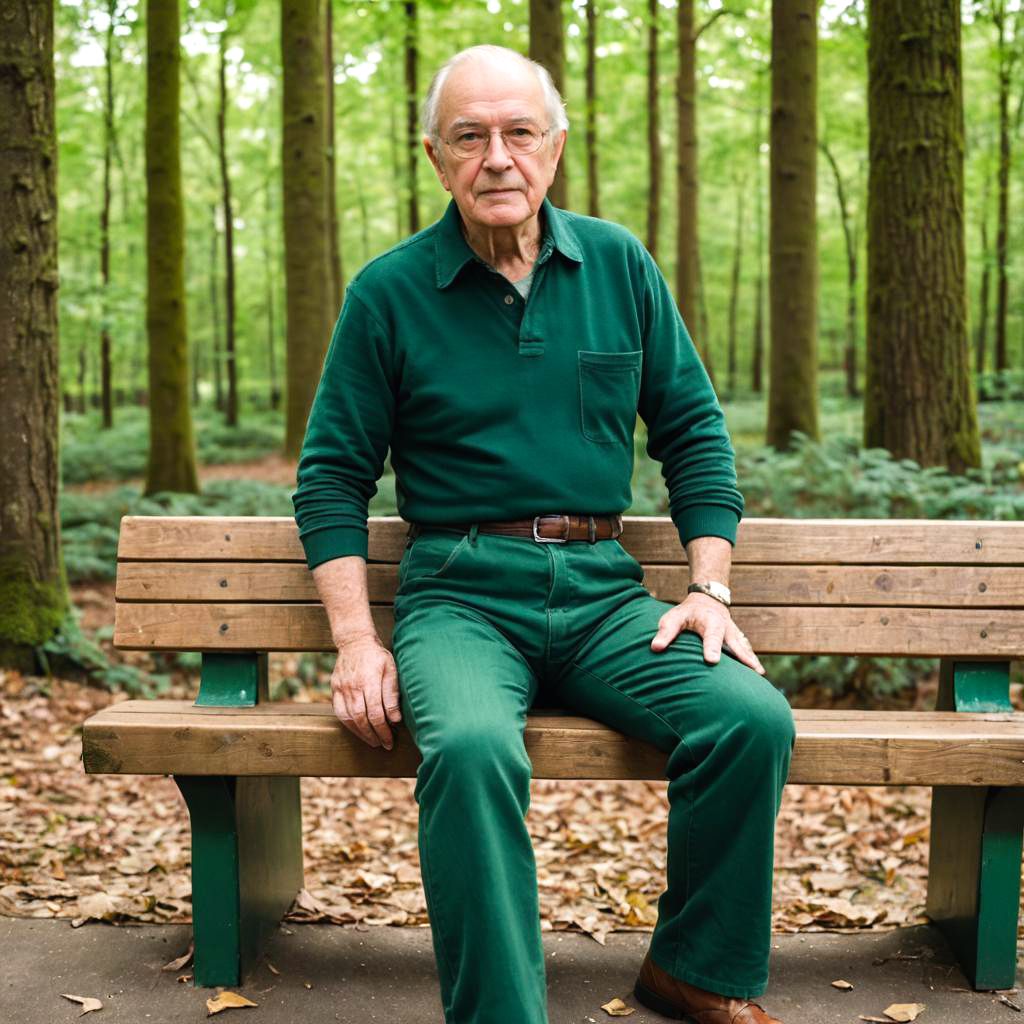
[100,0,116,429]
[144,0,199,495]
[868,0,978,471]
[282,0,331,459]
[0,0,69,671]
[529,0,568,209]
[992,0,1012,372]
[767,0,820,449]
[585,0,599,217]
[864,0,981,472]
[645,0,660,260]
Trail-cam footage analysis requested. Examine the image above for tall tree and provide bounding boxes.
[100,0,118,428]
[404,0,420,234]
[145,0,199,494]
[726,175,745,394]
[751,76,766,395]
[0,0,69,670]
[282,0,331,459]
[325,0,344,311]
[645,0,660,259]
[767,0,820,449]
[990,0,1016,372]
[585,0,599,217]
[975,167,992,374]
[217,26,238,427]
[529,0,568,208]
[820,139,860,398]
[675,0,699,347]
[864,0,980,471]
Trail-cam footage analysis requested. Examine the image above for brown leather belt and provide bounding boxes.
[407,514,624,544]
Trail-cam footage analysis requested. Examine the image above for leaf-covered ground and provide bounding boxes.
[2,658,956,945]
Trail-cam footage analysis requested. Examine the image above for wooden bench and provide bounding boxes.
[82,515,1024,991]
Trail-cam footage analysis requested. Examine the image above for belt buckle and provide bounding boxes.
[532,515,568,543]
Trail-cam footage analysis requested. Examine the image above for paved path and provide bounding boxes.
[1,919,1018,1023]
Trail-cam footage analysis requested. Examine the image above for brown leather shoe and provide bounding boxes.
[633,952,783,1023]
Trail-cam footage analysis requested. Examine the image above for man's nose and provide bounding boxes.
[481,129,514,169]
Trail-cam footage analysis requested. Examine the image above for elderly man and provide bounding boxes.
[292,43,794,1024]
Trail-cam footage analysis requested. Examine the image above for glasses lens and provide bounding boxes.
[448,125,544,157]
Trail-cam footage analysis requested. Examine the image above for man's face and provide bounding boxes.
[424,57,566,232]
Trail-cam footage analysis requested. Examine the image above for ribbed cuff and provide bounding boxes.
[299,525,368,570]
[675,505,740,548]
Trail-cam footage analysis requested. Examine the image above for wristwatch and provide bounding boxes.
[687,581,732,607]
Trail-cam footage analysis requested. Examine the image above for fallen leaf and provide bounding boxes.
[884,1004,925,1022]
[61,994,103,1015]
[831,979,854,990]
[859,1017,891,1023]
[161,942,194,971]
[266,962,280,976]
[999,994,1022,1012]
[600,997,635,1016]
[206,991,258,1015]
[176,974,192,984]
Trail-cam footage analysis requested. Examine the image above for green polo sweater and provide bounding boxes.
[292,198,744,569]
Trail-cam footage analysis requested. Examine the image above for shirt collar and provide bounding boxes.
[434,196,584,290]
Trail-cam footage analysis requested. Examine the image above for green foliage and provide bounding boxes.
[977,367,1024,402]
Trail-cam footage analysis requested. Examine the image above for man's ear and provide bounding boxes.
[548,128,567,184]
[423,136,451,193]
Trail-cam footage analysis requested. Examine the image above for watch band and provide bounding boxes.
[687,581,732,607]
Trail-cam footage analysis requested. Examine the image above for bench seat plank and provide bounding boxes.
[82,703,1024,787]
[114,515,1024,566]
[114,561,1024,608]
[113,601,1024,657]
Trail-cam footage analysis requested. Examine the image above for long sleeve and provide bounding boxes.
[291,288,397,568]
[635,250,745,548]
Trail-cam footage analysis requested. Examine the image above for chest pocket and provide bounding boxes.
[577,349,643,445]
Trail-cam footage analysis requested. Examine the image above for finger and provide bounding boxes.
[351,688,384,748]
[381,658,402,724]
[650,616,680,651]
[726,627,766,676]
[335,686,380,747]
[702,626,725,664]
[365,677,394,750]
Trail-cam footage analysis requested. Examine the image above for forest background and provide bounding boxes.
[2,0,1024,956]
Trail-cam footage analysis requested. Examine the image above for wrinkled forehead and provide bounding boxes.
[438,56,547,130]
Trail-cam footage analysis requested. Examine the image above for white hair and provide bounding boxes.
[420,44,569,144]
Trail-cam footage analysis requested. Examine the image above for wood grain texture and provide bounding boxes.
[82,702,1024,786]
[115,561,1024,608]
[114,515,1024,566]
[113,600,1024,657]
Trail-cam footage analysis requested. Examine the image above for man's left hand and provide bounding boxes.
[650,593,765,675]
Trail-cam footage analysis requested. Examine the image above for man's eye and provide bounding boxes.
[455,131,482,144]
[508,127,533,138]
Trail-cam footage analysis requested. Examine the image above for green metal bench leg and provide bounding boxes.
[175,775,304,987]
[926,658,1022,990]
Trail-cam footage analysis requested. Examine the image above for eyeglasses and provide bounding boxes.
[443,123,551,159]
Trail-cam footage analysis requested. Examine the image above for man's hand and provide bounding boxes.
[330,635,403,749]
[650,593,765,675]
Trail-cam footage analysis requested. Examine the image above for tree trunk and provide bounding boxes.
[864,0,980,472]
[727,178,744,394]
[585,0,599,217]
[820,140,859,398]
[645,0,660,259]
[767,0,819,449]
[529,0,568,208]
[264,175,281,411]
[993,0,1010,372]
[325,0,343,311]
[209,204,223,412]
[282,0,331,459]
[696,246,715,388]
[404,0,420,234]
[218,31,238,427]
[676,0,699,354]
[0,0,69,670]
[100,0,115,428]
[145,0,199,495]
[976,169,991,375]
[751,85,765,394]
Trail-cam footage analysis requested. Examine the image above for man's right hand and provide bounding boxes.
[330,636,402,750]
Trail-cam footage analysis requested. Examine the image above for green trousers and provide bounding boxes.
[392,525,795,1024]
